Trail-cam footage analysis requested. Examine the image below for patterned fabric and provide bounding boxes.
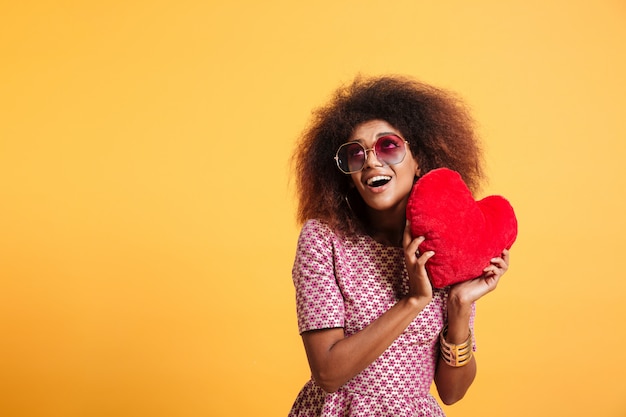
[289,219,475,417]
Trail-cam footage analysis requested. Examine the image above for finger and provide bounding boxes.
[483,263,504,275]
[406,236,426,259]
[501,249,511,264]
[489,255,508,269]
[483,264,497,274]
[481,271,496,280]
[489,252,510,269]
[417,249,435,266]
[485,271,502,288]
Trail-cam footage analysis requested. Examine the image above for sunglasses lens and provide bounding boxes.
[374,135,406,165]
[336,142,366,173]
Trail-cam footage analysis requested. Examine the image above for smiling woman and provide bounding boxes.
[342,119,419,240]
[288,75,509,416]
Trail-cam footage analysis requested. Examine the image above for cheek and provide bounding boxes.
[349,173,360,187]
[398,163,419,191]
[399,172,416,191]
[403,158,420,178]
[409,157,420,175]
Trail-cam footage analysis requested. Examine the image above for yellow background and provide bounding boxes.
[1,1,625,416]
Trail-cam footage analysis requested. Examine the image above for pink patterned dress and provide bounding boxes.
[289,220,475,417]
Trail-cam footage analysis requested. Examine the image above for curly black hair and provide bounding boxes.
[292,75,484,235]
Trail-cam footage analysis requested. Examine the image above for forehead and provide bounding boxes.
[349,119,401,142]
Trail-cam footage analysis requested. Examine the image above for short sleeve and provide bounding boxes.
[292,220,345,334]
[469,302,478,351]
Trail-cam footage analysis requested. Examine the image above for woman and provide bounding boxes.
[289,75,510,416]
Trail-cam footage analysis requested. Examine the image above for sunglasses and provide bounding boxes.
[334,134,409,174]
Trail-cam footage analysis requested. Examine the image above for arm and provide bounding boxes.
[434,250,510,405]
[301,224,434,393]
[302,295,428,393]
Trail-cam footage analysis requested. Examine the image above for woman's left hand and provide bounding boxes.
[449,249,510,305]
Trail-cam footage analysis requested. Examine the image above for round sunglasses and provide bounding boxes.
[334,134,409,174]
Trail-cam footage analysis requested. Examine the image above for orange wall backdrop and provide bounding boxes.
[1,1,625,416]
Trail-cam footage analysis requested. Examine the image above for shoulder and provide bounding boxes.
[298,219,366,248]
[302,218,329,231]
[296,219,338,255]
[296,219,371,264]
[300,218,354,243]
[300,219,334,237]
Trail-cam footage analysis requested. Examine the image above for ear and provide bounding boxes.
[413,162,421,183]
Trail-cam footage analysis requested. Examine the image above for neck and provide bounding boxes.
[366,206,407,247]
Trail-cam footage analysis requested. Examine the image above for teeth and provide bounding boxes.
[367,175,391,186]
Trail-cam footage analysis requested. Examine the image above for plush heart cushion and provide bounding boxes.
[406,168,518,288]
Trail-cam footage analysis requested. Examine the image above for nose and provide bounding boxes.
[363,148,383,168]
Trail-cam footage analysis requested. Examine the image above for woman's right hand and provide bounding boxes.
[403,221,435,303]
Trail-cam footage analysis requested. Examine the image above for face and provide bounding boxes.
[346,119,420,216]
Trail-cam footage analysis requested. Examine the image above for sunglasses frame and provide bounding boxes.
[334,134,409,174]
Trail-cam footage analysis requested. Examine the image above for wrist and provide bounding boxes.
[447,290,473,314]
[444,322,471,344]
[446,294,473,344]
[403,294,430,314]
[447,292,472,318]
[439,325,473,367]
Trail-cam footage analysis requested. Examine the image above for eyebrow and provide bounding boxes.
[351,132,399,143]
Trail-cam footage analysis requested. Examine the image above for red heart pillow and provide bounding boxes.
[406,168,518,288]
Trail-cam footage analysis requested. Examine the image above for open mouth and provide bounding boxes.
[367,175,392,188]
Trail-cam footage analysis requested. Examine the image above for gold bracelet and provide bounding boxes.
[439,325,473,367]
